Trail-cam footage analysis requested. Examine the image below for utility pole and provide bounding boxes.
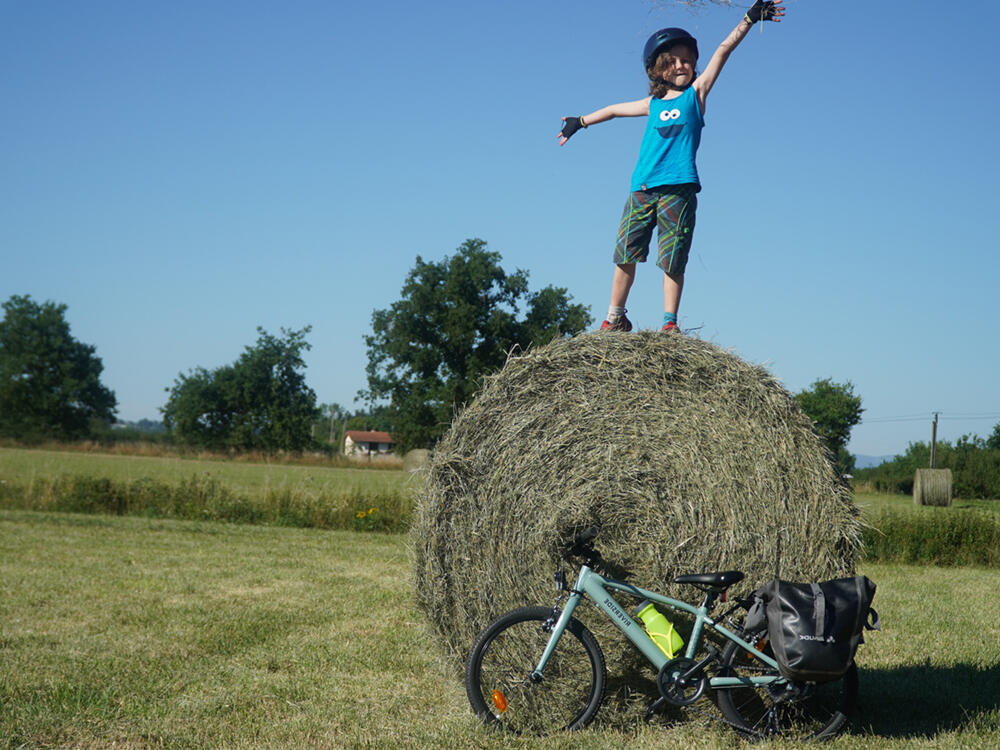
[930,412,939,468]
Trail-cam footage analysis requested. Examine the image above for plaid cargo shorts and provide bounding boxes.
[613,183,698,274]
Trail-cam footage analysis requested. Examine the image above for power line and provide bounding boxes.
[939,413,1000,421]
[860,412,1000,425]
[860,415,927,424]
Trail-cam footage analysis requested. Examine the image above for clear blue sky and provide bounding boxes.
[3,0,998,457]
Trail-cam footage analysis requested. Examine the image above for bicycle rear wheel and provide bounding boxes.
[465,605,606,734]
[717,631,858,740]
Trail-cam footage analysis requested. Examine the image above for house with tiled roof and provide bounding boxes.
[343,430,396,457]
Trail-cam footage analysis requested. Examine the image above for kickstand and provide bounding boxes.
[645,696,669,719]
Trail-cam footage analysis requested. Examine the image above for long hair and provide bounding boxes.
[647,45,699,99]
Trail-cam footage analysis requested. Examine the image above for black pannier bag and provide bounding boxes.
[744,576,880,683]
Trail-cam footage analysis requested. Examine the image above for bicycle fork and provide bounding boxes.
[531,588,584,681]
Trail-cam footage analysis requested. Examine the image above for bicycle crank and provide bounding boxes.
[656,657,707,706]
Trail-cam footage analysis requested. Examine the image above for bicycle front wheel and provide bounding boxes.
[717,630,858,740]
[465,605,606,734]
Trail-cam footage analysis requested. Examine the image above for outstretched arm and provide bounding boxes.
[692,0,784,112]
[558,97,651,146]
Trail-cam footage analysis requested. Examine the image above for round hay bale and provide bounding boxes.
[913,468,952,506]
[412,331,861,724]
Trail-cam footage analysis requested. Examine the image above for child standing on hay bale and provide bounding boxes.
[559,0,784,333]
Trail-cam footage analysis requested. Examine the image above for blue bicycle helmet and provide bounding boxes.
[642,28,699,70]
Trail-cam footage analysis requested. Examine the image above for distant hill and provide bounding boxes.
[854,454,896,469]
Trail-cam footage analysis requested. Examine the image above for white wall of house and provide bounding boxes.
[344,436,395,456]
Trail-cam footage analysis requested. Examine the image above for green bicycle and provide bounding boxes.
[465,527,858,739]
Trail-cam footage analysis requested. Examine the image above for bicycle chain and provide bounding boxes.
[548,598,771,737]
[668,636,771,740]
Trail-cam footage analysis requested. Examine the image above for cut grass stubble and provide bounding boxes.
[2,510,1000,749]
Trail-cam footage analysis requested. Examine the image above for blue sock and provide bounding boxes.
[663,312,677,327]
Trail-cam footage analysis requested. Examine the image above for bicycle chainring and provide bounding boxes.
[657,657,707,706]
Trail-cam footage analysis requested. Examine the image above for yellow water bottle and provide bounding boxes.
[635,600,684,658]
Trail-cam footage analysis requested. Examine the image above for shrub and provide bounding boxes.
[863,507,1000,567]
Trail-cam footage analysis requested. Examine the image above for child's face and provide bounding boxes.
[659,44,696,89]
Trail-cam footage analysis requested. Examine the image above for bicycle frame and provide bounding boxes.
[533,564,783,690]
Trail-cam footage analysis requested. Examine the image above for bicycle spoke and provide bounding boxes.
[466,606,605,734]
[716,631,857,740]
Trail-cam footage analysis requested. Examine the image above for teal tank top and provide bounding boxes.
[629,86,704,192]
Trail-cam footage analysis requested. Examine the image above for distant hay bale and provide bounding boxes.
[403,448,431,473]
[913,468,953,506]
[412,331,861,723]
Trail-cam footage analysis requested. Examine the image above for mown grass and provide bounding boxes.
[0,437,407,471]
[2,510,999,749]
[853,491,1000,515]
[0,447,411,498]
[0,448,416,532]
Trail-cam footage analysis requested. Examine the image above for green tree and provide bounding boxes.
[162,326,319,451]
[0,295,117,440]
[343,408,393,435]
[987,422,1000,451]
[855,437,1000,499]
[310,402,349,447]
[362,239,592,450]
[794,378,864,475]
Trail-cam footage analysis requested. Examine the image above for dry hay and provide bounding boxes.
[913,468,953,506]
[412,331,861,723]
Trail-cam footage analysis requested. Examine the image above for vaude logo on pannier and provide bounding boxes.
[752,576,880,683]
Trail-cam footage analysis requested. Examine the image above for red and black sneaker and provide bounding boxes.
[600,314,633,332]
[661,321,680,333]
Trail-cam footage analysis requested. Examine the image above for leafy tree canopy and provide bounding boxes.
[0,294,117,440]
[856,433,1000,500]
[162,326,319,452]
[987,422,1000,451]
[343,407,393,435]
[309,403,393,450]
[794,378,864,475]
[362,239,592,450]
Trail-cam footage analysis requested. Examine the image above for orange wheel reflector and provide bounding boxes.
[491,689,509,713]
[746,637,767,659]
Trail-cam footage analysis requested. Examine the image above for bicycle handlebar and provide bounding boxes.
[565,526,602,564]
[573,526,600,548]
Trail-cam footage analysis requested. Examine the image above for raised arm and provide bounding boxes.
[692,0,784,112]
[558,97,651,146]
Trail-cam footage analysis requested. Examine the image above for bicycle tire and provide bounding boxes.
[465,605,606,734]
[716,630,858,740]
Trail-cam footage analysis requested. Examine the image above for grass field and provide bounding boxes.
[3,448,995,520]
[0,448,418,532]
[853,491,1000,514]
[0,447,413,499]
[3,509,1000,750]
